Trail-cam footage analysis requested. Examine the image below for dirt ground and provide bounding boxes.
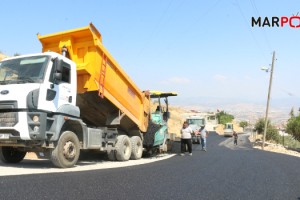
[0,53,6,61]
[249,134,300,158]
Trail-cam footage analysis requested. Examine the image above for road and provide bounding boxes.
[0,132,300,200]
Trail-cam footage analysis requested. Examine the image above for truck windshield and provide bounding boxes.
[0,56,49,84]
[187,119,205,126]
[225,124,233,129]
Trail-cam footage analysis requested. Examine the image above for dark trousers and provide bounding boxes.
[234,138,238,145]
[181,138,192,153]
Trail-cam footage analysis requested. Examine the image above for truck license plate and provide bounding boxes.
[0,134,9,139]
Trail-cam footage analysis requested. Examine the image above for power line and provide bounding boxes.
[235,0,269,63]
[160,0,222,51]
[181,0,222,36]
[249,0,272,51]
[137,0,174,56]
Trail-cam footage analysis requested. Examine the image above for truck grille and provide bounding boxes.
[0,101,18,127]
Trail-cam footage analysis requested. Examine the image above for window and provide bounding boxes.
[49,60,71,84]
[0,56,49,83]
[61,62,70,83]
[208,116,216,120]
[187,119,205,126]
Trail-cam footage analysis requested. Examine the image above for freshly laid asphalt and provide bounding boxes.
[0,132,299,200]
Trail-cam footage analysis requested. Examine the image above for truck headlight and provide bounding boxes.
[32,115,39,123]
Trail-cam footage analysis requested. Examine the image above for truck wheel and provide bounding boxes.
[107,149,116,161]
[0,147,26,163]
[50,131,80,168]
[115,135,132,161]
[130,136,143,160]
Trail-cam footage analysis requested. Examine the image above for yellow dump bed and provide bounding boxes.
[38,23,149,132]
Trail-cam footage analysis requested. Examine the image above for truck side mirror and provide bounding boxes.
[54,72,62,82]
[52,58,63,83]
[53,58,63,72]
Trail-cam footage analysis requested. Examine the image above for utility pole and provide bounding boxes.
[262,51,276,150]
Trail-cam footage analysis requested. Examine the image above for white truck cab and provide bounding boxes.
[224,123,234,137]
[186,115,205,144]
[0,52,88,167]
[0,52,77,141]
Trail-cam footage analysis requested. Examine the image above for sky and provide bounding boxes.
[0,0,299,110]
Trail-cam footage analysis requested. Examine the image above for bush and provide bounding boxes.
[254,118,270,134]
[266,127,280,143]
[254,118,279,142]
[286,115,300,142]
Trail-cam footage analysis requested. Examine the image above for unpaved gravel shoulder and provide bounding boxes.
[252,142,300,158]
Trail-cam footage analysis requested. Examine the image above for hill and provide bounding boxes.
[0,53,6,61]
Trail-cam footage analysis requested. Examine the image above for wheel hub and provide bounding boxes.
[63,141,76,159]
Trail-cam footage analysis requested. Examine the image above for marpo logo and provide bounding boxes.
[251,12,300,28]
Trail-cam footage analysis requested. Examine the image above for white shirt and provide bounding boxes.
[181,126,193,139]
[200,128,207,138]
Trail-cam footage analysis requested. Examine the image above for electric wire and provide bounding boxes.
[137,0,174,56]
[249,0,272,51]
[235,0,269,63]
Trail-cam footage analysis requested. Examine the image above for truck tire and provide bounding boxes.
[115,135,132,161]
[130,136,143,160]
[50,131,80,168]
[0,147,26,163]
[107,149,116,161]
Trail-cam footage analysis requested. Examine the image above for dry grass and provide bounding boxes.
[215,121,243,135]
[168,106,186,137]
[0,53,6,61]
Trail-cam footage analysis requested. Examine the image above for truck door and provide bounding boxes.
[38,58,76,112]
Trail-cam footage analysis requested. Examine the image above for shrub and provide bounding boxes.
[255,118,270,134]
[286,115,300,142]
[266,126,280,143]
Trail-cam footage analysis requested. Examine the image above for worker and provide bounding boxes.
[233,131,238,145]
[199,125,208,151]
[155,105,161,113]
[180,121,194,156]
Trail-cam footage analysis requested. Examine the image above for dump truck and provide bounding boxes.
[186,115,206,144]
[0,23,176,168]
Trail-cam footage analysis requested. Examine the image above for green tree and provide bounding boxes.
[255,118,265,134]
[13,53,21,56]
[216,110,234,125]
[254,118,279,142]
[286,115,300,142]
[239,121,248,129]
